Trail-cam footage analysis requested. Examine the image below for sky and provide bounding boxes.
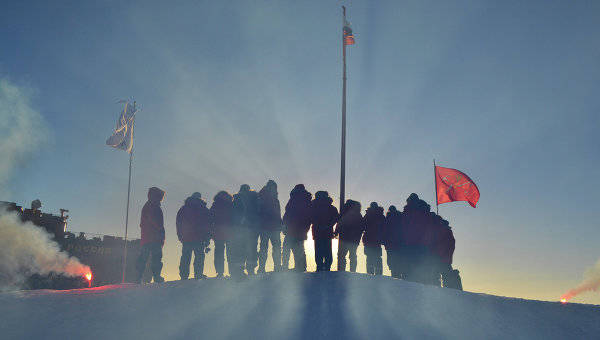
[1,0,600,304]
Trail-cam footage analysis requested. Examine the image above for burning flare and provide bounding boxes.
[84,272,93,288]
[0,212,91,291]
[561,259,600,303]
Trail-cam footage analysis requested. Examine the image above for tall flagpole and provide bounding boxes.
[340,6,347,210]
[121,101,135,283]
[434,159,439,214]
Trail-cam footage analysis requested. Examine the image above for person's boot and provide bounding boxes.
[154,276,165,283]
[246,264,256,276]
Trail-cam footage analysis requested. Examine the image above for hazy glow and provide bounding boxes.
[2,1,600,305]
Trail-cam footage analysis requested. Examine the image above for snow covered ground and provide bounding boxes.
[1,271,599,340]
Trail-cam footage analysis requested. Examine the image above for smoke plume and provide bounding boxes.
[0,77,49,197]
[561,259,600,302]
[0,211,90,291]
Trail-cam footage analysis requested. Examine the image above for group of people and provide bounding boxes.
[135,181,462,290]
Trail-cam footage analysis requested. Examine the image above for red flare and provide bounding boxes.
[85,272,93,288]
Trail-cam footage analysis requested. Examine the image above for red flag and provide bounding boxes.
[435,166,480,208]
[343,21,355,45]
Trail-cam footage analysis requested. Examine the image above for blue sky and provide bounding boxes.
[2,0,600,303]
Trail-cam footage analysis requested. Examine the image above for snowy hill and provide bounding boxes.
[1,272,599,340]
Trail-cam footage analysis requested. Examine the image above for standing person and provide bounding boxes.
[230,188,247,280]
[309,191,339,271]
[257,180,283,273]
[383,205,404,279]
[210,191,234,278]
[232,184,260,277]
[335,200,364,272]
[282,184,312,272]
[400,193,433,284]
[135,187,166,283]
[363,202,385,275]
[176,192,211,280]
[425,212,444,286]
[435,218,461,290]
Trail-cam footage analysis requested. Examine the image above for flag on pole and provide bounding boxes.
[343,19,355,45]
[106,100,137,153]
[435,165,480,208]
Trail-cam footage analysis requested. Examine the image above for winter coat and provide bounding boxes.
[176,197,211,243]
[282,186,312,240]
[258,188,282,231]
[383,209,402,250]
[362,206,385,247]
[309,196,339,240]
[233,190,260,228]
[210,195,234,241]
[335,208,365,244]
[400,201,431,247]
[140,200,165,246]
[434,222,455,264]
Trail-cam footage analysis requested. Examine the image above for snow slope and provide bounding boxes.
[1,272,599,340]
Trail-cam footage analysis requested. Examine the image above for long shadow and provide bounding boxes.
[297,271,352,339]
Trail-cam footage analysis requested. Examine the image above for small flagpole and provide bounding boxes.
[121,101,135,283]
[340,5,347,210]
[434,159,439,215]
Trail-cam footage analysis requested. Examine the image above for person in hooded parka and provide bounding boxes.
[383,205,404,279]
[231,184,260,277]
[435,218,462,290]
[176,192,211,280]
[257,180,283,273]
[423,211,445,286]
[282,184,312,272]
[335,200,365,272]
[210,191,234,278]
[400,194,434,284]
[136,187,166,283]
[362,202,385,275]
[309,191,339,271]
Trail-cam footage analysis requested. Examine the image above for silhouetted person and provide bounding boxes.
[363,202,385,275]
[434,217,462,290]
[383,205,404,279]
[400,193,434,284]
[210,191,234,278]
[309,191,339,271]
[176,192,211,280]
[232,184,260,277]
[282,184,312,271]
[136,187,165,283]
[335,200,364,272]
[422,211,444,286]
[257,180,283,273]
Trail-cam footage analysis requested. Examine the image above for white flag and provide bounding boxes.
[106,101,137,153]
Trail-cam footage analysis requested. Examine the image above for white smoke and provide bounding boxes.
[0,211,90,291]
[0,77,49,197]
[561,259,600,302]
